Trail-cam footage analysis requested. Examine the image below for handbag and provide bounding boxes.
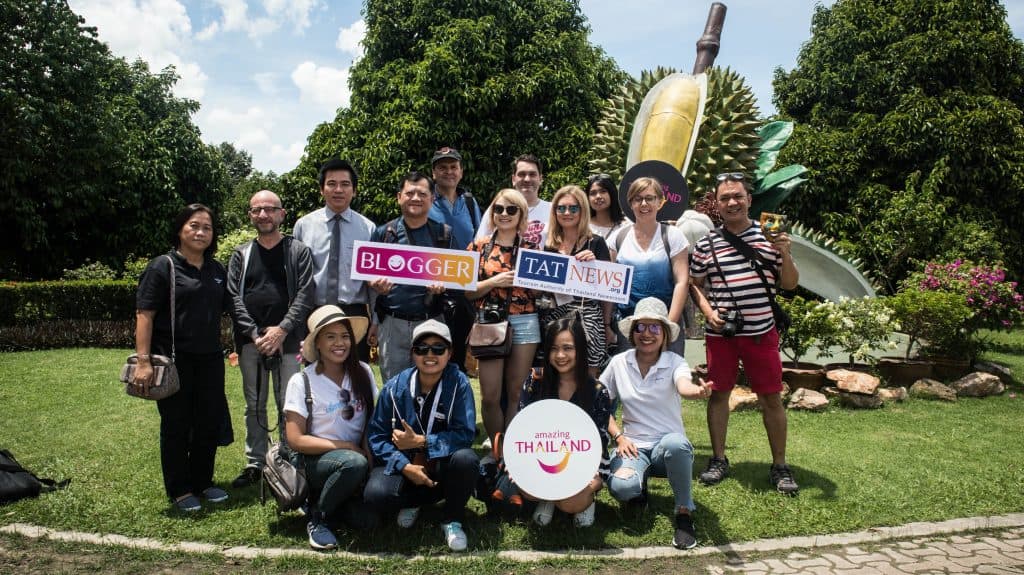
[1,449,69,504]
[469,234,517,359]
[261,371,312,512]
[120,255,180,400]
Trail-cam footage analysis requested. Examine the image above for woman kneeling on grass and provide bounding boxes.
[284,305,378,551]
[600,297,712,549]
[364,320,479,552]
[518,316,612,527]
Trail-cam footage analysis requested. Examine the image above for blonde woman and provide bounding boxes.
[541,185,614,375]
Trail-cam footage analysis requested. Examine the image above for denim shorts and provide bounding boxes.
[509,313,541,345]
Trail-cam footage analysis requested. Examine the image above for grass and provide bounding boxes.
[0,336,1022,557]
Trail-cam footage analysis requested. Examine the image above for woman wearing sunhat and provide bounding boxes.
[283,305,378,551]
[599,297,712,550]
[364,319,479,552]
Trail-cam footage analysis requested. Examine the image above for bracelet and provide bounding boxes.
[137,354,151,360]
[611,431,623,442]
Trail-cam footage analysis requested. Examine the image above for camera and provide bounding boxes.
[535,293,555,310]
[477,303,504,324]
[719,309,745,338]
[260,352,281,370]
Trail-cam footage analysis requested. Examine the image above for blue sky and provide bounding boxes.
[67,0,1024,175]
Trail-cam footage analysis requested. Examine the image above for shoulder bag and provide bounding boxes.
[260,371,312,512]
[120,255,180,400]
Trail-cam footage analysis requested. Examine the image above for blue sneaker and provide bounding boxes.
[307,520,338,550]
[173,494,201,512]
[202,487,229,503]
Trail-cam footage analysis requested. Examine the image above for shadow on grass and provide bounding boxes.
[691,455,838,501]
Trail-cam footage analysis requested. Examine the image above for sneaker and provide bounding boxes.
[201,487,229,503]
[672,513,697,550]
[532,500,555,526]
[173,494,201,512]
[699,456,730,486]
[307,520,338,550]
[231,467,260,488]
[442,521,468,552]
[397,506,421,528]
[573,501,596,527]
[770,464,799,495]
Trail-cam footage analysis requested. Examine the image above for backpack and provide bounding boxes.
[0,449,69,504]
[382,218,452,249]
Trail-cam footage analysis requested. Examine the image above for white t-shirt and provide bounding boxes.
[608,224,689,315]
[284,362,379,443]
[599,350,691,449]
[477,200,551,246]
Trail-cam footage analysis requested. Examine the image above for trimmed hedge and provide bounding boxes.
[0,280,136,325]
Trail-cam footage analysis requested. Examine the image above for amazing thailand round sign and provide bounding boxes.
[503,399,601,501]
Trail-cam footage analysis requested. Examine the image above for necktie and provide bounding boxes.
[326,213,341,304]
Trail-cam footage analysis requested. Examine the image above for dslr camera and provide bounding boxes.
[477,302,505,324]
[719,309,745,338]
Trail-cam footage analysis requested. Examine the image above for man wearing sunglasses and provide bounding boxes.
[365,320,479,552]
[227,190,315,488]
[689,172,801,495]
[368,171,454,384]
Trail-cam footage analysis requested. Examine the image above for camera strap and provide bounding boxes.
[707,231,742,311]
[716,226,782,305]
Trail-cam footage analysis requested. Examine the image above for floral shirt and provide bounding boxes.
[468,235,539,316]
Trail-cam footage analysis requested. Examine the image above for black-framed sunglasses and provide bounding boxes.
[556,204,581,214]
[492,204,520,216]
[633,322,663,335]
[413,343,450,356]
[338,388,354,420]
[716,172,746,183]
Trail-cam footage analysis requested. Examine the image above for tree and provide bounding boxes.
[772,0,1024,289]
[0,0,227,279]
[281,0,625,224]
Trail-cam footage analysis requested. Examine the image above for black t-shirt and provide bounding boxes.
[242,241,289,330]
[136,251,229,356]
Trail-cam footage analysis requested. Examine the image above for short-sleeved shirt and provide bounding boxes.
[478,200,551,246]
[608,224,688,316]
[284,362,379,443]
[689,222,782,337]
[136,251,229,356]
[468,235,540,315]
[428,186,480,252]
[599,350,691,449]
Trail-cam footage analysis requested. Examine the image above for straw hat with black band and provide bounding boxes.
[301,305,369,363]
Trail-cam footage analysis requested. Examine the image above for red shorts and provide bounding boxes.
[705,328,783,395]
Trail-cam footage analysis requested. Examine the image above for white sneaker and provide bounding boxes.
[481,437,492,451]
[442,521,468,552]
[397,506,420,528]
[573,501,596,527]
[532,501,555,526]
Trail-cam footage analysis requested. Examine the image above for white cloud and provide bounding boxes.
[252,72,279,95]
[203,106,273,147]
[270,141,306,170]
[291,61,351,111]
[202,0,321,40]
[263,0,321,33]
[68,0,207,99]
[336,19,366,57]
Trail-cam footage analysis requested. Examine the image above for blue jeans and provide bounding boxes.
[607,433,695,511]
[303,449,369,518]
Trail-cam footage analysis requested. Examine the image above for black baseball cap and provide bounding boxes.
[431,146,462,165]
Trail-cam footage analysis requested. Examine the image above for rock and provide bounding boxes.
[909,379,957,402]
[838,391,883,409]
[821,386,840,398]
[729,386,760,412]
[877,387,908,403]
[826,369,882,395]
[787,388,829,411]
[972,361,1014,385]
[950,372,1005,398]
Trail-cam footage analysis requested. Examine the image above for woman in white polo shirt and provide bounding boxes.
[600,297,712,550]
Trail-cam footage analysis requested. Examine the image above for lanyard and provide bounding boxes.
[409,373,443,437]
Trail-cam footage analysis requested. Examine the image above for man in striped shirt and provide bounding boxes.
[689,172,800,495]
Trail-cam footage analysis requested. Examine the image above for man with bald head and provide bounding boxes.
[227,190,315,488]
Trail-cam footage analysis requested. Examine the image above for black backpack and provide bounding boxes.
[0,449,69,504]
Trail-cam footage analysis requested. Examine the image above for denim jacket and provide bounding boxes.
[368,364,476,475]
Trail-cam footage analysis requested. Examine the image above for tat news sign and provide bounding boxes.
[512,248,633,305]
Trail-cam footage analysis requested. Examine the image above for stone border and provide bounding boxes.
[3,513,1023,562]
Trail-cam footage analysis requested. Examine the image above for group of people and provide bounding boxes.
[129,148,800,553]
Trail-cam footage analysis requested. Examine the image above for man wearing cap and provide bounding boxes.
[364,320,479,552]
[427,146,481,374]
[368,171,453,383]
[293,158,377,363]
[477,154,551,245]
[689,172,800,495]
[227,190,315,488]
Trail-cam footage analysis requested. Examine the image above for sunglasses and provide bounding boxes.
[492,204,520,216]
[632,322,663,335]
[412,343,450,356]
[556,204,581,214]
[716,172,746,182]
[338,388,355,420]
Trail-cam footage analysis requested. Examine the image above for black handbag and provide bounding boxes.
[0,449,69,505]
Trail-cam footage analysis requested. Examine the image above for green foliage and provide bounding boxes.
[282,0,626,225]
[778,296,840,366]
[886,288,972,359]
[0,280,135,326]
[772,0,1024,285]
[0,0,229,279]
[829,296,900,365]
[120,255,150,281]
[61,261,118,281]
[0,320,132,351]
[215,228,257,266]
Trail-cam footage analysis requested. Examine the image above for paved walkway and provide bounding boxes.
[3,513,1023,571]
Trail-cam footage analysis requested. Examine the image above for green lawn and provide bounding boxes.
[0,336,1021,556]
